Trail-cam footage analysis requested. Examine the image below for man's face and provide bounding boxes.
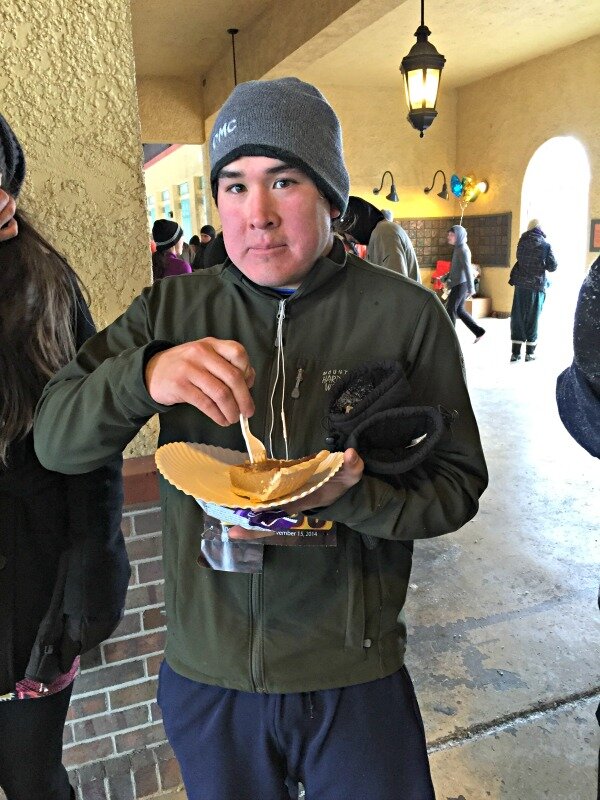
[217,156,339,289]
[447,231,456,246]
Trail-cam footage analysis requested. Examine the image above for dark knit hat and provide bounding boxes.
[152,219,183,252]
[200,224,216,238]
[342,196,385,245]
[209,77,349,214]
[0,113,26,197]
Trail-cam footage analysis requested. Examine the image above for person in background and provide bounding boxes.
[188,234,201,264]
[0,113,129,800]
[35,77,487,800]
[192,224,217,270]
[556,254,599,457]
[151,218,192,281]
[0,189,17,241]
[181,239,193,266]
[446,224,485,343]
[343,196,421,282]
[508,218,558,362]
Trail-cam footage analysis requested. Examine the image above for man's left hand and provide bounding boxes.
[0,190,17,241]
[228,448,364,540]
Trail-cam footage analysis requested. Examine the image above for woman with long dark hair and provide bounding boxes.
[0,114,129,800]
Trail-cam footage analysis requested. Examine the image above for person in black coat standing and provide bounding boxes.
[556,254,600,457]
[0,114,130,800]
[509,219,558,362]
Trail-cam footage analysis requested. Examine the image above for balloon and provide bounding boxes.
[450,174,463,198]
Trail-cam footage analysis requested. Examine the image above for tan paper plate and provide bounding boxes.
[155,443,345,509]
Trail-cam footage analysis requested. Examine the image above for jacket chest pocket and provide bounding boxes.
[283,358,354,457]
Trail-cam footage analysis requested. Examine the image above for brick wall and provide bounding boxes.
[62,500,184,799]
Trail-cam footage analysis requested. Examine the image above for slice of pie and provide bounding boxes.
[229,450,330,503]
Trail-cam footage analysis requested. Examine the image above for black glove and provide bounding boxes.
[327,361,455,475]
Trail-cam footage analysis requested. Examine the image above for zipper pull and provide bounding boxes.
[291,368,304,399]
[274,299,286,346]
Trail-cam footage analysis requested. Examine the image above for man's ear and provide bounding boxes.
[330,206,341,221]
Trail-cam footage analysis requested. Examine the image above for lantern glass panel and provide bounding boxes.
[406,68,440,109]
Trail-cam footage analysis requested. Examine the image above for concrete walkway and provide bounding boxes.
[165,315,600,800]
[411,316,599,800]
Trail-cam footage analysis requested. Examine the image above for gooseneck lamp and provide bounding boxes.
[424,169,449,200]
[373,170,399,203]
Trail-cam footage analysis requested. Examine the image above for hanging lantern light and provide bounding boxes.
[400,0,446,138]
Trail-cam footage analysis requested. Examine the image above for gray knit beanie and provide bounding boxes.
[0,113,26,197]
[209,77,349,214]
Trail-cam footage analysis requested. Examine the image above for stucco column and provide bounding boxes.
[1,0,150,327]
[2,0,157,456]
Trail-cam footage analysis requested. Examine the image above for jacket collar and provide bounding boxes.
[221,236,347,302]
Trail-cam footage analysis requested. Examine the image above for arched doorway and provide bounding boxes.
[520,137,591,362]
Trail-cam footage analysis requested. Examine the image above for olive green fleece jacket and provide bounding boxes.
[34,244,488,693]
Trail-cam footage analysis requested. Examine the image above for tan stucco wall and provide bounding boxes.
[457,34,600,312]
[319,84,457,226]
[2,0,156,456]
[137,77,205,144]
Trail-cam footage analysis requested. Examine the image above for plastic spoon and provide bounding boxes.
[239,415,267,464]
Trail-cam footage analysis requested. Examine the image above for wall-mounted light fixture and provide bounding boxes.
[373,170,399,202]
[227,28,239,86]
[400,0,446,138]
[424,169,449,199]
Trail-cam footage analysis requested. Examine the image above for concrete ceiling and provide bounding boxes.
[296,0,600,90]
[131,0,272,79]
[131,0,600,90]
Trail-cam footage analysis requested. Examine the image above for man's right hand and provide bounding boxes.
[0,190,17,241]
[145,337,256,426]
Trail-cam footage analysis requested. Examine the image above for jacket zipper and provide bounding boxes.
[291,367,304,399]
[249,572,265,692]
[250,297,288,693]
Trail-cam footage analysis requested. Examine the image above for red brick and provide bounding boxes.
[67,692,108,721]
[109,680,156,710]
[125,583,164,611]
[73,706,149,742]
[158,756,183,791]
[110,612,142,638]
[63,723,74,745]
[80,646,103,670]
[132,509,162,535]
[103,630,166,663]
[63,736,114,768]
[150,701,162,722]
[80,779,108,800]
[120,515,134,538]
[114,722,167,753]
[146,653,164,677]
[126,535,162,562]
[142,606,166,631]
[137,559,164,584]
[107,772,134,800]
[133,763,159,797]
[72,660,145,695]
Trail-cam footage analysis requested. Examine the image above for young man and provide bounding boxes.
[35,78,488,800]
[191,224,217,270]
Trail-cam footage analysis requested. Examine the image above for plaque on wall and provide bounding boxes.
[398,212,512,268]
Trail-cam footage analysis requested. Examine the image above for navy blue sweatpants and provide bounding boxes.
[158,661,435,800]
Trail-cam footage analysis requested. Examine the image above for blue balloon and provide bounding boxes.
[450,174,463,198]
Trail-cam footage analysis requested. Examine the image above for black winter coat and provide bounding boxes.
[0,281,130,693]
[510,228,558,292]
